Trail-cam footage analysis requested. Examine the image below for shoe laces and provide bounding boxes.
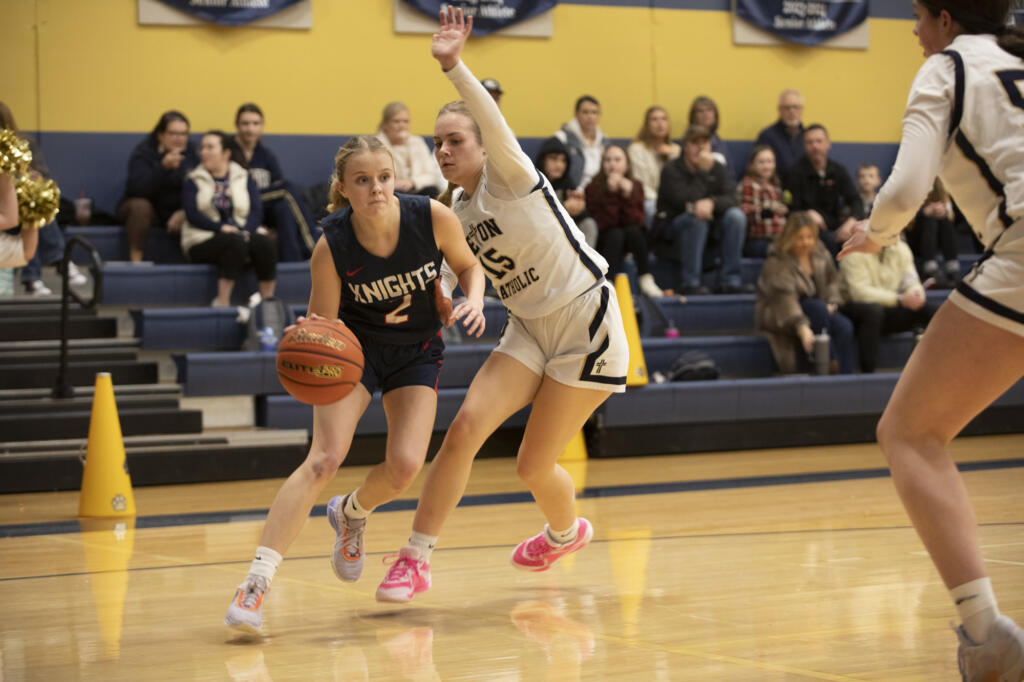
[382,553,417,583]
[340,517,365,559]
[525,533,554,557]
[240,575,268,608]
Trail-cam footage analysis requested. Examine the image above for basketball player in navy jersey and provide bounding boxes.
[226,134,485,633]
[376,7,630,603]
[840,2,1024,677]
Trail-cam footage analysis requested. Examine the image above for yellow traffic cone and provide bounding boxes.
[79,372,136,517]
[613,274,648,386]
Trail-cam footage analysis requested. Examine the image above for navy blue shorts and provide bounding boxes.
[357,332,444,396]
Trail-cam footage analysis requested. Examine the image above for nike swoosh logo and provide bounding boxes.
[254,555,262,561]
[346,267,364,277]
[955,595,977,605]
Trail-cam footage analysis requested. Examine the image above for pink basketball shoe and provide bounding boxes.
[510,518,593,572]
[375,547,431,603]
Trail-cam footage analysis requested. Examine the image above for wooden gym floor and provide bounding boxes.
[1,434,1022,681]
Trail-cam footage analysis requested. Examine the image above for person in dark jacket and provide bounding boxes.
[754,89,806,178]
[783,124,859,256]
[655,125,748,295]
[117,110,198,262]
[534,136,597,247]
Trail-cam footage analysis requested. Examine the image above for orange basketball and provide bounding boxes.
[276,318,363,405]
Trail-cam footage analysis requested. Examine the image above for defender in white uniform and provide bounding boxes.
[375,6,628,605]
[839,2,1024,679]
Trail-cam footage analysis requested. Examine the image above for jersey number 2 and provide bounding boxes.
[385,294,411,325]
[997,69,1024,112]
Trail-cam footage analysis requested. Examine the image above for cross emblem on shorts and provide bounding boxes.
[594,359,607,374]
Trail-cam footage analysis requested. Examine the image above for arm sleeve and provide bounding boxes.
[181,179,220,232]
[444,60,538,198]
[628,143,659,202]
[839,254,900,306]
[868,56,954,247]
[710,164,738,213]
[265,146,284,185]
[759,259,809,331]
[625,181,646,226]
[243,176,263,232]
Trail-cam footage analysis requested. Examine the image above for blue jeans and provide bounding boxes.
[663,207,745,288]
[797,297,856,374]
[21,220,65,283]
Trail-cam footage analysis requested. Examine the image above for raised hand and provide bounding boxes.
[836,220,882,260]
[432,4,473,72]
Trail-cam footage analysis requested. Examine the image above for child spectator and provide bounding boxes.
[585,145,663,297]
[851,163,881,220]
[181,131,275,307]
[755,211,855,374]
[905,178,960,287]
[534,137,597,247]
[627,106,680,227]
[737,145,787,258]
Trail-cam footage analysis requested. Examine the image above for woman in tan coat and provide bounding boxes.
[755,212,856,374]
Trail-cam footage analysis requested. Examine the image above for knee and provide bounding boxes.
[304,447,344,483]
[383,454,424,492]
[723,207,746,230]
[515,457,551,488]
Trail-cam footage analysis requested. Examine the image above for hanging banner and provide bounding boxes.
[154,0,305,27]
[734,0,868,47]
[399,0,557,36]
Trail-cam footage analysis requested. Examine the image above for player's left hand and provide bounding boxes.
[837,220,882,260]
[432,5,472,72]
[451,296,485,337]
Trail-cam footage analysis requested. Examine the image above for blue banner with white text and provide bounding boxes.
[735,0,868,46]
[401,0,558,36]
[156,0,303,26]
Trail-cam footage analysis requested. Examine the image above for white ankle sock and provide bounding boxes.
[248,545,282,583]
[546,522,579,546]
[951,577,1000,643]
[407,531,438,561]
[343,490,370,520]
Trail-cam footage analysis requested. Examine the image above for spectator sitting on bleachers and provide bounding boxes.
[376,101,445,199]
[850,163,880,220]
[534,136,597,247]
[232,103,320,263]
[687,96,733,179]
[118,110,197,263]
[755,211,855,375]
[905,178,961,288]
[654,124,748,295]
[585,144,663,297]
[553,95,607,190]
[627,105,680,227]
[0,101,86,293]
[737,145,787,258]
[755,89,806,178]
[839,237,938,374]
[181,131,275,308]
[784,124,859,256]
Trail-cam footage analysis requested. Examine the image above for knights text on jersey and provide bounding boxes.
[939,34,1024,248]
[453,170,609,320]
[320,194,443,344]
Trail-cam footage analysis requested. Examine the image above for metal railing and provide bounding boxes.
[52,236,104,399]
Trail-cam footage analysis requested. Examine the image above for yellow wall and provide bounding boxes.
[1,1,922,142]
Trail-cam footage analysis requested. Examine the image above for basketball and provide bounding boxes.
[276,318,363,405]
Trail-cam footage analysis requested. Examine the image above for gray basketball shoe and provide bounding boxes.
[328,494,366,582]
[224,574,269,634]
[956,615,1024,682]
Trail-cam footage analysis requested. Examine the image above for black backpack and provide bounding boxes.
[666,351,719,382]
[242,296,296,351]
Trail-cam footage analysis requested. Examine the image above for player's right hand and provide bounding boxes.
[432,5,472,71]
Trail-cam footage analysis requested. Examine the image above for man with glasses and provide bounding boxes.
[755,89,806,178]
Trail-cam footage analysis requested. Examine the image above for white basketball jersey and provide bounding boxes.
[940,34,1024,248]
[453,169,608,319]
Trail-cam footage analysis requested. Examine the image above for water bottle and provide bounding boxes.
[664,320,679,339]
[813,328,830,375]
[259,326,278,352]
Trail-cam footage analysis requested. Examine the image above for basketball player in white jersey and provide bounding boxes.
[375,5,629,603]
[839,2,1024,678]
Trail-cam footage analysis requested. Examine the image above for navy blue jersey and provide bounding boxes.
[321,194,443,345]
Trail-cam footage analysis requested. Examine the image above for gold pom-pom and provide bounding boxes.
[0,129,32,176]
[15,174,61,227]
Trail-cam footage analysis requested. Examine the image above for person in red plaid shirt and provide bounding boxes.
[738,145,787,258]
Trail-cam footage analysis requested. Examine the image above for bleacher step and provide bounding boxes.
[0,316,118,342]
[0,359,159,390]
[0,406,203,442]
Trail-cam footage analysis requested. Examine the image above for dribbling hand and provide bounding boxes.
[451,297,486,337]
[432,5,473,72]
[285,312,331,335]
